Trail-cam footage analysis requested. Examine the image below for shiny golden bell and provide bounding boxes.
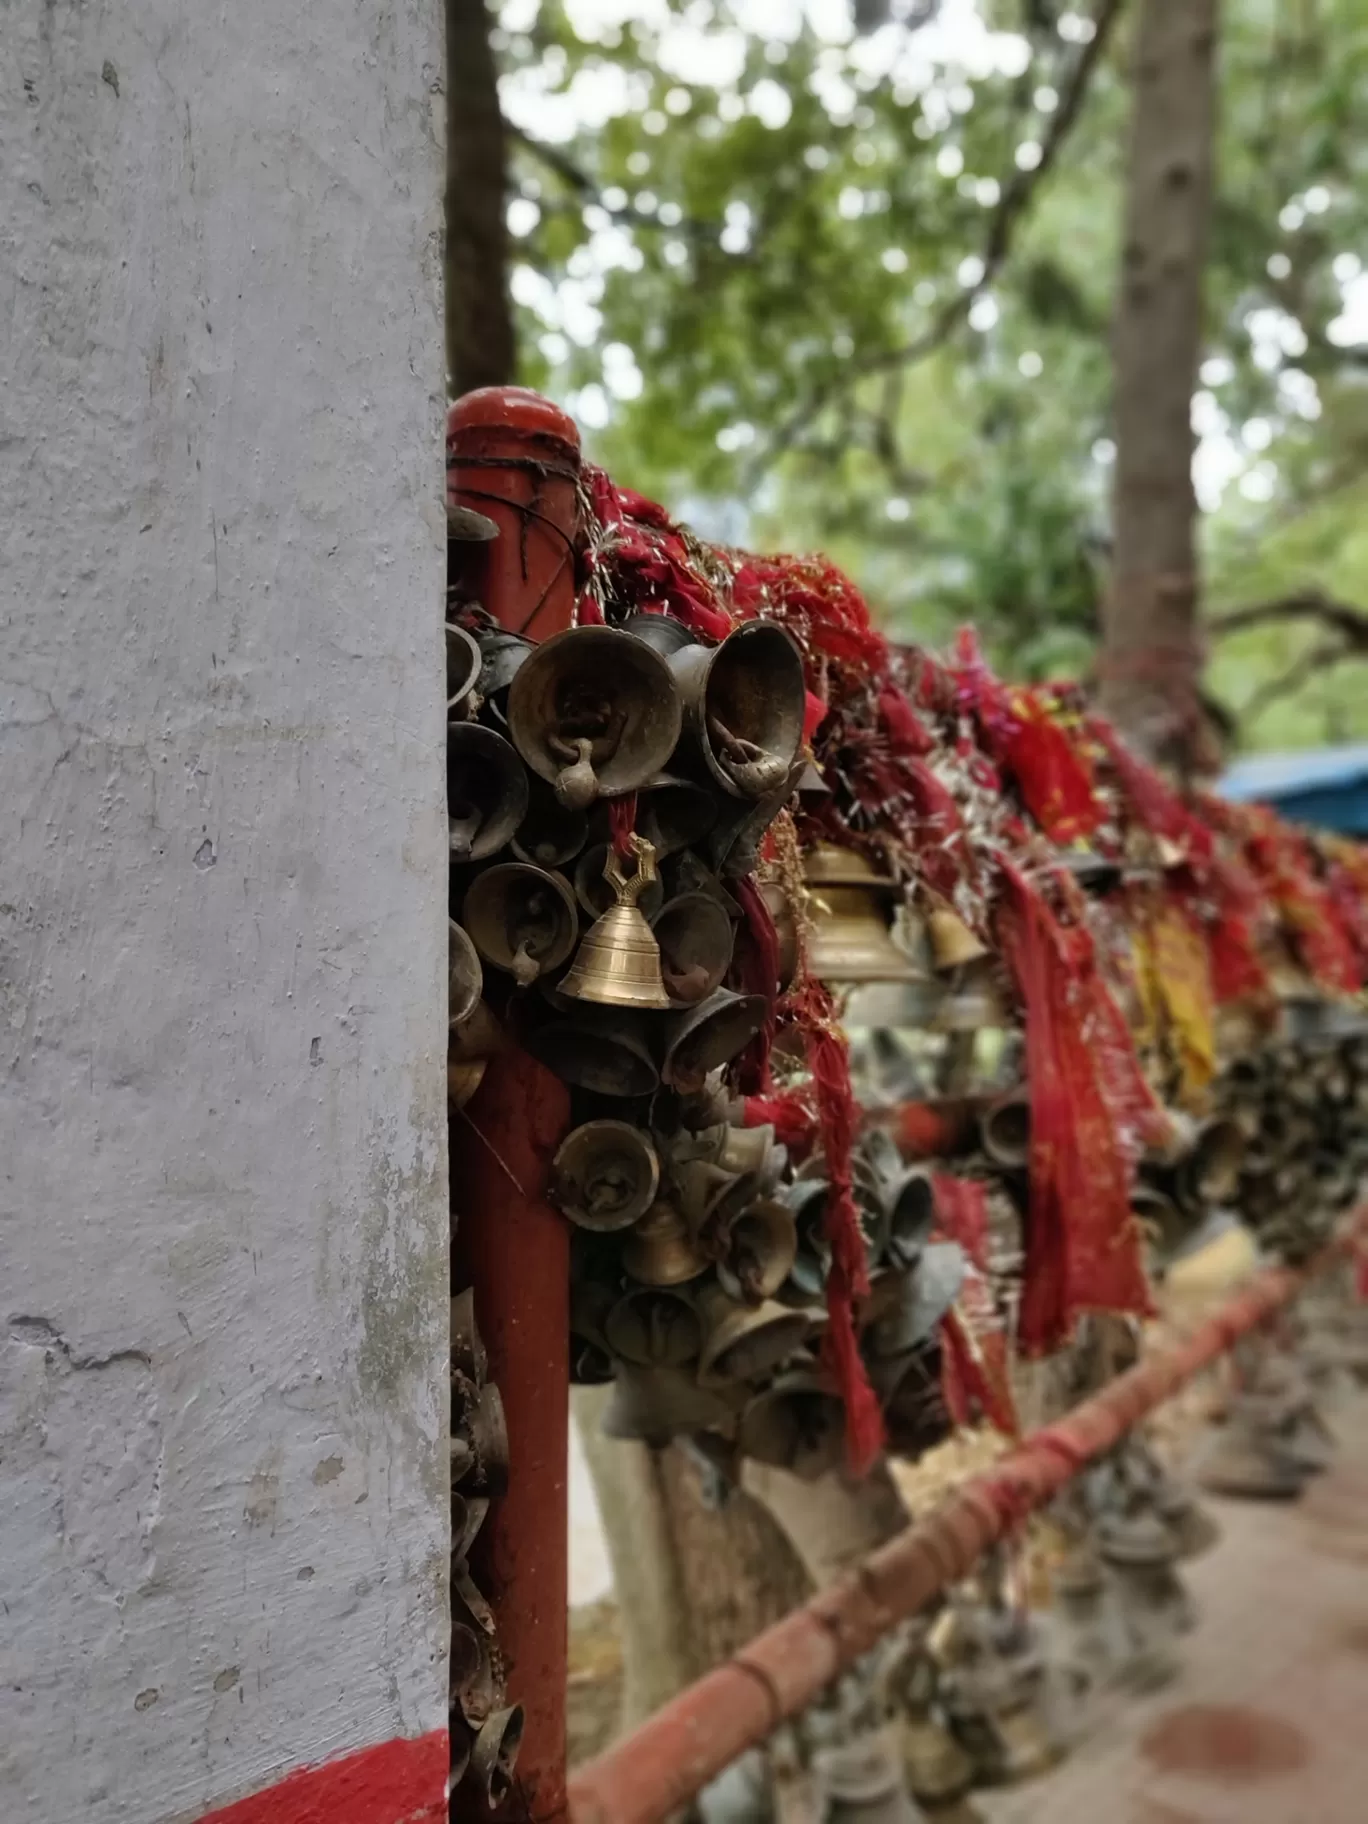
[803,846,924,987]
[926,903,989,973]
[561,836,672,1009]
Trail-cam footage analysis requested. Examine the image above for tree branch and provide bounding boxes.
[1238,637,1355,724]
[509,122,710,240]
[1209,589,1368,649]
[751,0,1128,476]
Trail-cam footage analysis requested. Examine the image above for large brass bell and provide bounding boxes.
[507,625,682,810]
[604,1285,702,1368]
[620,609,697,656]
[709,761,805,877]
[661,987,768,1093]
[716,1198,799,1302]
[803,845,925,987]
[737,1371,845,1479]
[447,723,530,863]
[462,862,579,986]
[980,1088,1030,1171]
[622,1200,710,1286]
[926,900,990,974]
[549,1119,660,1231]
[561,836,672,1010]
[601,1362,739,1445]
[670,620,807,799]
[445,622,484,721]
[526,1007,659,1097]
[652,892,735,1006]
[697,1281,813,1386]
[476,627,532,727]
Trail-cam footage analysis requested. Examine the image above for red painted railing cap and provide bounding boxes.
[447,387,581,448]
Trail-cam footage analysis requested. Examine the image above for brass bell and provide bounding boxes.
[447,1055,487,1109]
[601,1361,740,1445]
[776,1179,832,1304]
[449,919,484,1029]
[526,1006,660,1098]
[549,1119,660,1231]
[670,621,807,799]
[462,862,579,985]
[697,1281,813,1387]
[926,901,990,974]
[561,836,673,1010]
[866,1244,965,1359]
[716,1123,776,1177]
[511,779,589,870]
[737,1371,845,1479]
[467,1705,524,1809]
[980,1088,1030,1171]
[652,892,735,1006]
[450,1288,488,1387]
[886,1169,937,1268]
[603,1285,703,1368]
[446,501,500,543]
[622,1200,710,1286]
[447,723,530,863]
[760,880,800,992]
[709,761,804,877]
[716,1198,799,1302]
[661,987,769,1093]
[507,625,682,810]
[1130,1183,1183,1255]
[1176,1117,1244,1210]
[673,1155,742,1227]
[454,1380,510,1497]
[445,622,484,721]
[637,772,718,860]
[620,610,697,656]
[803,846,926,987]
[475,627,532,727]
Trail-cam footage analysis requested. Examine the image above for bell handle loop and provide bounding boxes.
[601,833,658,908]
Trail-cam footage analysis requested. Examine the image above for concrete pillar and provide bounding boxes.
[0,3,449,1820]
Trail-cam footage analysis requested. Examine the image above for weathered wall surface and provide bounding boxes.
[0,3,449,1820]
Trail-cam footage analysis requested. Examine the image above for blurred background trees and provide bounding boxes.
[447,0,1368,750]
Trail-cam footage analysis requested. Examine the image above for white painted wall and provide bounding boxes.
[0,3,449,1819]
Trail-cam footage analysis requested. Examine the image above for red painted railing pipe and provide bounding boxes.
[449,388,581,1824]
[568,1226,1360,1824]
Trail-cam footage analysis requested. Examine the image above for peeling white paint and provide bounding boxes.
[0,2,449,1818]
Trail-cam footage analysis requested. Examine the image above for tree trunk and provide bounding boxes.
[446,0,515,395]
[1101,0,1220,771]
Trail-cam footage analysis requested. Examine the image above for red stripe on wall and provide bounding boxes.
[198,1729,447,1824]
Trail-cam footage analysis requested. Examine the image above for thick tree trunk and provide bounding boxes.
[446,0,516,395]
[1101,0,1220,771]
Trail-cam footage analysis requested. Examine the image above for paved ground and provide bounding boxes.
[979,1403,1368,1824]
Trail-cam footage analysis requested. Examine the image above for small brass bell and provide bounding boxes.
[716,1198,799,1303]
[601,1361,739,1445]
[886,1169,937,1268]
[561,836,673,1010]
[511,779,589,870]
[670,621,807,800]
[697,1281,813,1387]
[468,1705,524,1809]
[549,1119,660,1231]
[447,723,530,863]
[637,771,718,859]
[980,1089,1030,1171]
[526,1006,660,1098]
[926,901,990,974]
[445,622,484,721]
[803,845,926,987]
[651,892,735,1006]
[604,1285,703,1369]
[737,1371,845,1479]
[1176,1117,1244,1210]
[507,626,683,810]
[622,1200,710,1286]
[462,862,579,985]
[661,987,769,1093]
[449,919,484,1029]
[865,1245,965,1359]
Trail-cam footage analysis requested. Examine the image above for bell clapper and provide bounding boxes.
[449,798,484,861]
[707,711,788,796]
[510,938,539,986]
[549,734,599,809]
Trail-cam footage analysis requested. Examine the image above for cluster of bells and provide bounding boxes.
[1047,1435,1211,1709]
[447,1291,524,1805]
[565,1123,968,1467]
[1196,1325,1341,1502]
[1211,998,1368,1267]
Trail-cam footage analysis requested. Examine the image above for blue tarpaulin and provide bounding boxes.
[1220,744,1368,835]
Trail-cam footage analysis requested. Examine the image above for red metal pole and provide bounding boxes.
[567,1226,1361,1824]
[449,388,580,1824]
